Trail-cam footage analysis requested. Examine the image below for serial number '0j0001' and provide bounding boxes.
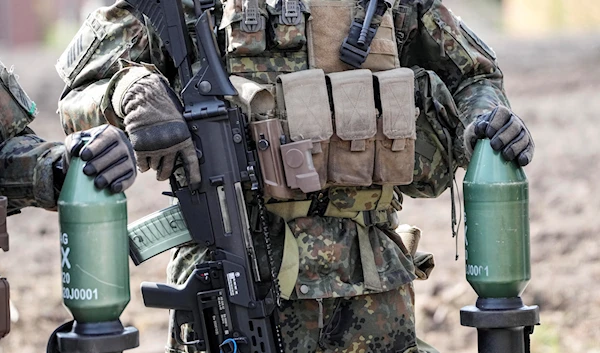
[63,287,99,301]
[466,264,489,277]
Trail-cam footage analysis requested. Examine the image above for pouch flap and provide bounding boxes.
[374,68,416,140]
[327,69,377,140]
[277,69,333,142]
[414,251,435,280]
[220,0,268,29]
[266,0,309,15]
[229,75,275,120]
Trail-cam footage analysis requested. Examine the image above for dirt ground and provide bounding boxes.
[1,1,600,352]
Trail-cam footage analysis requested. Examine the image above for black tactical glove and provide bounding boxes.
[464,106,534,166]
[112,68,201,185]
[64,124,137,193]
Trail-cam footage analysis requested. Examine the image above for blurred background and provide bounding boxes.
[1,0,600,352]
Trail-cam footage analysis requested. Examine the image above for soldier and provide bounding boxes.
[0,60,137,215]
[55,0,534,352]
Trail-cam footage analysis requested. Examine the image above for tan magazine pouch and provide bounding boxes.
[277,69,332,188]
[306,0,399,73]
[373,68,416,185]
[326,69,377,186]
[228,75,276,120]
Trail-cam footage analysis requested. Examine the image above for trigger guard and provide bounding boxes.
[172,310,201,346]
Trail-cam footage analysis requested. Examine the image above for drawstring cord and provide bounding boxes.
[435,98,463,261]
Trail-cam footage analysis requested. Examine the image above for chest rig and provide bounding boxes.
[219,0,417,210]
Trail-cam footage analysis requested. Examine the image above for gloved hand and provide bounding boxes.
[464,106,534,166]
[64,124,137,193]
[112,69,201,185]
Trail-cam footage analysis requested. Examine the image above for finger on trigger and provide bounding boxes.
[157,154,175,181]
[183,150,201,185]
[136,153,151,173]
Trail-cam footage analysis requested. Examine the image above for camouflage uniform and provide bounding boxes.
[0,62,64,215]
[55,0,509,352]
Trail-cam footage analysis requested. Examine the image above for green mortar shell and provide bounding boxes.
[58,155,130,323]
[463,139,531,299]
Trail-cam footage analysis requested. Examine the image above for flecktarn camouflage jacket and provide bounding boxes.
[53,0,510,299]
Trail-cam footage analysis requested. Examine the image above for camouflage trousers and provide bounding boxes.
[277,285,439,353]
[165,245,438,353]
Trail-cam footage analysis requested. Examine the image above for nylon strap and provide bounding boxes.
[266,201,311,222]
[277,225,299,299]
[353,213,383,291]
[376,184,394,210]
[323,203,360,219]
[265,201,311,299]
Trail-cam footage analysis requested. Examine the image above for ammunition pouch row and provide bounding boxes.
[221,0,310,57]
[232,67,416,200]
[224,0,401,84]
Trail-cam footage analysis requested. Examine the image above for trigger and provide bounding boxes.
[171,311,187,346]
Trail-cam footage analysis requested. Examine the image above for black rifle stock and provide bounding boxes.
[124,1,281,352]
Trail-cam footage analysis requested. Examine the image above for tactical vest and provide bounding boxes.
[220,0,417,211]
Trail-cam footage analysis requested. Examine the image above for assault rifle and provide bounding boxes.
[123,1,283,352]
[0,196,9,339]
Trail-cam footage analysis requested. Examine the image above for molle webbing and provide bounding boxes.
[268,185,396,220]
[226,51,309,85]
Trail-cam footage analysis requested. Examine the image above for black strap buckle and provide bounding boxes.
[339,21,376,68]
[241,0,266,32]
[279,0,301,25]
